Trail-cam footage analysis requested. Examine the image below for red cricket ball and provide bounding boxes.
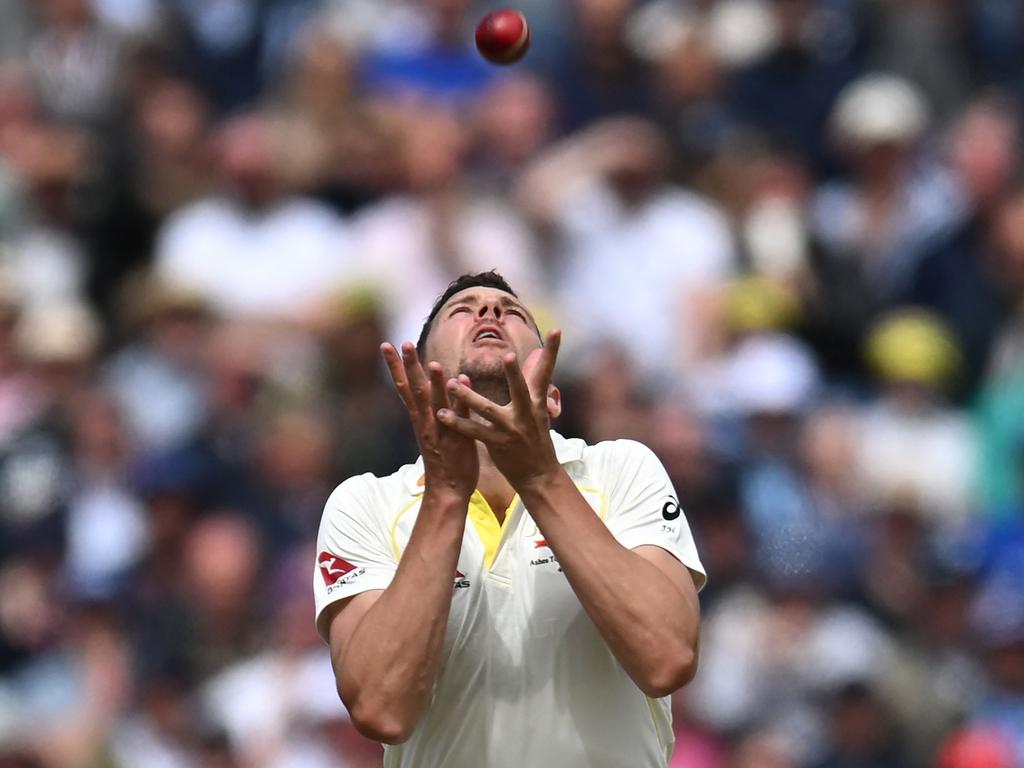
[475,8,530,66]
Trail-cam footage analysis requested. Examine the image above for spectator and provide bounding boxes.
[810,681,905,768]
[0,301,100,563]
[314,289,416,480]
[470,73,559,193]
[867,0,972,123]
[62,388,148,599]
[201,547,381,768]
[856,310,977,525]
[27,0,124,129]
[358,0,494,109]
[164,0,318,114]
[0,3,1017,766]
[516,116,735,386]
[727,0,862,176]
[810,74,962,327]
[545,0,656,130]
[903,96,1022,395]
[685,557,897,766]
[975,306,1024,518]
[967,560,1024,765]
[154,113,354,320]
[104,273,212,452]
[349,105,545,345]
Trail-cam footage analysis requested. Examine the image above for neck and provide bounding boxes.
[475,442,516,519]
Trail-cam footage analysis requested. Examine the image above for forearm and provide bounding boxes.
[336,490,467,741]
[519,470,700,697]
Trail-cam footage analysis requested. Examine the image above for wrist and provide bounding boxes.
[513,464,569,503]
[416,490,471,540]
[422,484,473,509]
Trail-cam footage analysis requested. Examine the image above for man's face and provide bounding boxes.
[423,286,542,404]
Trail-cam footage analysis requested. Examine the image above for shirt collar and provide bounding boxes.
[403,430,585,494]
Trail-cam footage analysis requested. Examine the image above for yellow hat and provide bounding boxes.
[865,309,961,385]
[724,275,799,333]
[327,283,384,326]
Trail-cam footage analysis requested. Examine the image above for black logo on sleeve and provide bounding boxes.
[661,499,681,520]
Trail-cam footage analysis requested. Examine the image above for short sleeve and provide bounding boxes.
[313,476,398,640]
[603,441,707,591]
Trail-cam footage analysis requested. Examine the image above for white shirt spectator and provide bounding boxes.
[65,481,149,596]
[202,648,360,768]
[552,181,735,385]
[349,194,546,346]
[686,585,898,765]
[855,399,977,524]
[3,226,87,311]
[810,164,965,299]
[155,197,353,319]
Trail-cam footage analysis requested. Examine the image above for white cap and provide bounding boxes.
[707,0,778,68]
[726,333,820,414]
[625,0,697,62]
[626,0,777,67]
[832,73,929,146]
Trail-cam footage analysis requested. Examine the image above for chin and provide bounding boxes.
[458,355,510,405]
[459,360,504,384]
[460,349,505,374]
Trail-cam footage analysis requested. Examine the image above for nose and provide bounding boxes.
[477,303,502,321]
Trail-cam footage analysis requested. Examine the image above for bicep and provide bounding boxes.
[324,589,385,663]
[632,545,700,621]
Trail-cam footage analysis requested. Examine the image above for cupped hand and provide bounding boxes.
[382,342,478,499]
[436,330,563,491]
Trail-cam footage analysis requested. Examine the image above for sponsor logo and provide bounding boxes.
[318,551,358,586]
[454,569,470,590]
[661,498,681,521]
[534,538,548,549]
[529,551,561,570]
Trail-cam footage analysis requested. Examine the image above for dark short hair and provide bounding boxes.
[416,271,528,356]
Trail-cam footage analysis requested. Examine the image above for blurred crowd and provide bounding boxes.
[0,0,1022,766]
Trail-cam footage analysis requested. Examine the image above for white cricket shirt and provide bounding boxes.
[313,432,706,768]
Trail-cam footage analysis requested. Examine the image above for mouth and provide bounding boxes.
[472,325,505,344]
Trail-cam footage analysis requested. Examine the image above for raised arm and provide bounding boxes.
[323,343,478,744]
[513,117,668,226]
[438,331,701,697]
[512,470,701,697]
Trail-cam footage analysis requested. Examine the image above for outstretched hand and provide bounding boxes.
[437,330,563,491]
[381,342,478,499]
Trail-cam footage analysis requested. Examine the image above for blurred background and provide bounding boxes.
[0,0,1022,766]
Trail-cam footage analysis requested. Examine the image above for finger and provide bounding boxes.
[526,330,561,401]
[381,343,417,414]
[521,347,543,384]
[436,409,497,442]
[401,343,430,410]
[502,352,533,413]
[427,362,451,413]
[447,379,508,425]
[454,374,473,418]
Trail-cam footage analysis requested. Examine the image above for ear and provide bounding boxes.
[545,384,561,419]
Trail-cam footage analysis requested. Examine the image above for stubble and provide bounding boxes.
[457,355,511,406]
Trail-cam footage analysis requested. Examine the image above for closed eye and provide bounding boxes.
[506,308,526,320]
[450,306,471,316]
